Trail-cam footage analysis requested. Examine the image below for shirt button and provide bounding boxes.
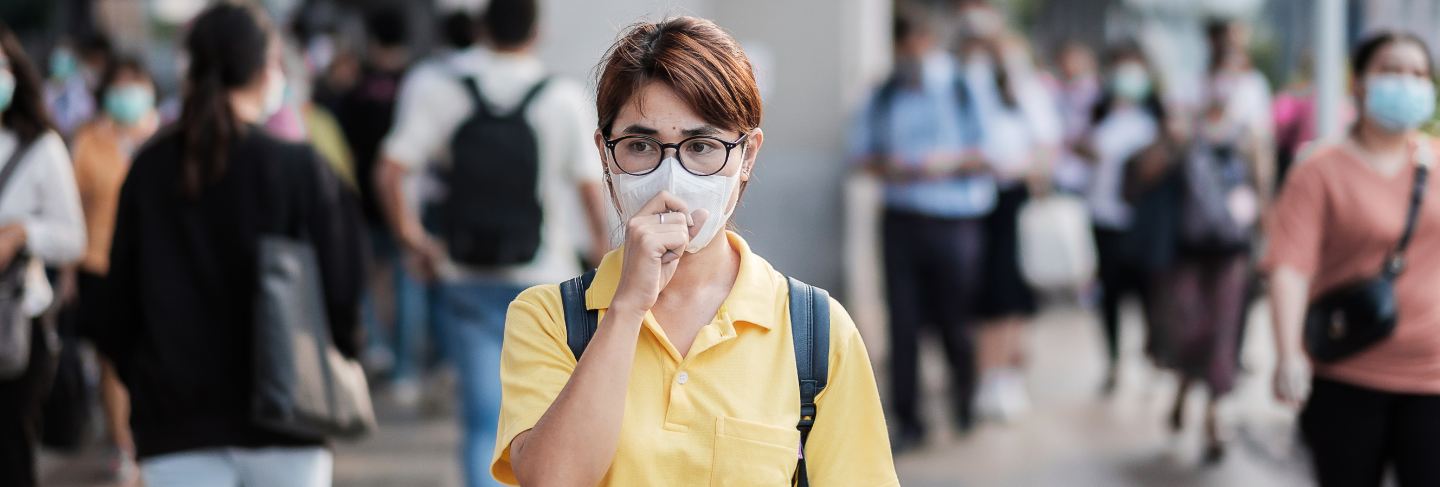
[677,371,689,385]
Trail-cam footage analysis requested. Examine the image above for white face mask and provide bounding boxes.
[262,66,286,118]
[611,155,743,253]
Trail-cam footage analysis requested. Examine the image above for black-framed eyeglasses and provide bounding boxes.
[604,133,750,177]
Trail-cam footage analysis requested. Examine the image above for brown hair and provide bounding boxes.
[594,17,762,138]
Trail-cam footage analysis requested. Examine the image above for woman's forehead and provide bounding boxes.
[1374,42,1429,70]
[613,81,717,135]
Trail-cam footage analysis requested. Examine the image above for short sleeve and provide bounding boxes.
[380,64,472,169]
[804,299,901,487]
[1263,158,1329,277]
[550,80,602,184]
[490,285,577,485]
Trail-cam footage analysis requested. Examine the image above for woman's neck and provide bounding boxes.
[1354,120,1411,156]
[664,231,740,296]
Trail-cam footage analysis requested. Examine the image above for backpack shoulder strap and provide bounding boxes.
[509,77,552,119]
[787,276,830,487]
[560,269,599,360]
[457,76,494,119]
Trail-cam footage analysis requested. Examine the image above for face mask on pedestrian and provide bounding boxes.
[262,66,286,118]
[50,49,77,81]
[1364,73,1436,132]
[0,70,14,114]
[610,148,746,254]
[104,84,154,126]
[1110,63,1151,102]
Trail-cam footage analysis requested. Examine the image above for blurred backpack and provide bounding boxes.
[430,76,550,267]
[1179,125,1259,252]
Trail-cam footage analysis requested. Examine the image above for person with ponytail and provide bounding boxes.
[0,20,87,487]
[83,3,365,486]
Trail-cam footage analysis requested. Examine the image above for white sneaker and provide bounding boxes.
[974,372,1011,423]
[389,378,422,410]
[997,369,1032,418]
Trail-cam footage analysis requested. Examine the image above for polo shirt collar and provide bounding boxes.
[586,231,781,331]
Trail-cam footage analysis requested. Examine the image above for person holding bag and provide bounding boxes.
[84,3,365,486]
[0,20,87,487]
[1266,31,1440,487]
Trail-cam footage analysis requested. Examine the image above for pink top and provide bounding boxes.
[1264,138,1440,394]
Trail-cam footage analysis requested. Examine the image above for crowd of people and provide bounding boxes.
[0,0,1438,486]
[861,1,1440,485]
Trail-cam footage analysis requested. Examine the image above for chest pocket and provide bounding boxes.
[711,416,800,487]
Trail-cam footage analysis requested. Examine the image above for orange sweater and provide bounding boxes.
[71,119,153,275]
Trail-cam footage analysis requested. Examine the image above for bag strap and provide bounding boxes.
[0,138,37,203]
[560,269,598,360]
[1385,143,1433,277]
[510,77,551,119]
[457,76,494,120]
[557,271,831,487]
[787,276,829,487]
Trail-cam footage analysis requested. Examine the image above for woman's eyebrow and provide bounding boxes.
[620,124,659,135]
[681,125,721,137]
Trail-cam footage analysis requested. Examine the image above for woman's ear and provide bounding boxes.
[740,128,764,183]
[594,130,609,174]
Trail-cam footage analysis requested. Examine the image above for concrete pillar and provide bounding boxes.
[1314,0,1346,141]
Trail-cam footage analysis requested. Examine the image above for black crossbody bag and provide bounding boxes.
[1304,147,1431,363]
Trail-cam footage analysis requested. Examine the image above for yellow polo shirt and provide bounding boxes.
[491,232,899,486]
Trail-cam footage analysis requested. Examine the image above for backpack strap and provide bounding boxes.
[457,76,494,119]
[560,269,598,360]
[508,77,552,119]
[787,276,830,487]
[557,271,831,487]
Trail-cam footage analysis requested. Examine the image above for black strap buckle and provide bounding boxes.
[798,403,817,430]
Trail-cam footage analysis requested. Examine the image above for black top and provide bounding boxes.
[337,62,406,225]
[84,126,367,459]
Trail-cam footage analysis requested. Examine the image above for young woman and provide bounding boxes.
[1080,42,1169,394]
[490,17,899,486]
[1268,32,1440,487]
[70,55,160,482]
[0,20,87,487]
[83,4,364,486]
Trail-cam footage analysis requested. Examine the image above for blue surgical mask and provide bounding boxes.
[1110,63,1151,101]
[50,49,77,81]
[1365,74,1437,132]
[0,71,14,113]
[104,85,154,126]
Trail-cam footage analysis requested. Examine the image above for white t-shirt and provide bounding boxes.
[381,47,601,285]
[0,130,86,315]
[1086,105,1159,230]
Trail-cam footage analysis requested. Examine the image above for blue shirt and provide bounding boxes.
[851,55,996,219]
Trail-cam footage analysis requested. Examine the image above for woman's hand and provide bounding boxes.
[1273,351,1311,407]
[610,191,705,315]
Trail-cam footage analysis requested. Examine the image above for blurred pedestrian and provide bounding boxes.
[69,55,159,483]
[968,34,1063,423]
[853,11,991,449]
[1080,42,1169,394]
[0,20,88,487]
[82,4,365,486]
[1267,32,1440,487]
[374,0,610,485]
[44,35,113,140]
[491,15,898,487]
[1051,40,1102,195]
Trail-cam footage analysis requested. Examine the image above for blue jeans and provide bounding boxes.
[140,447,331,487]
[438,280,527,487]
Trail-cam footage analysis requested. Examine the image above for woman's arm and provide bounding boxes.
[509,305,646,486]
[23,134,86,264]
[1269,266,1312,405]
[506,192,698,486]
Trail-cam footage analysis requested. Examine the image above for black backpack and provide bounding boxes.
[559,271,831,487]
[436,76,550,267]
